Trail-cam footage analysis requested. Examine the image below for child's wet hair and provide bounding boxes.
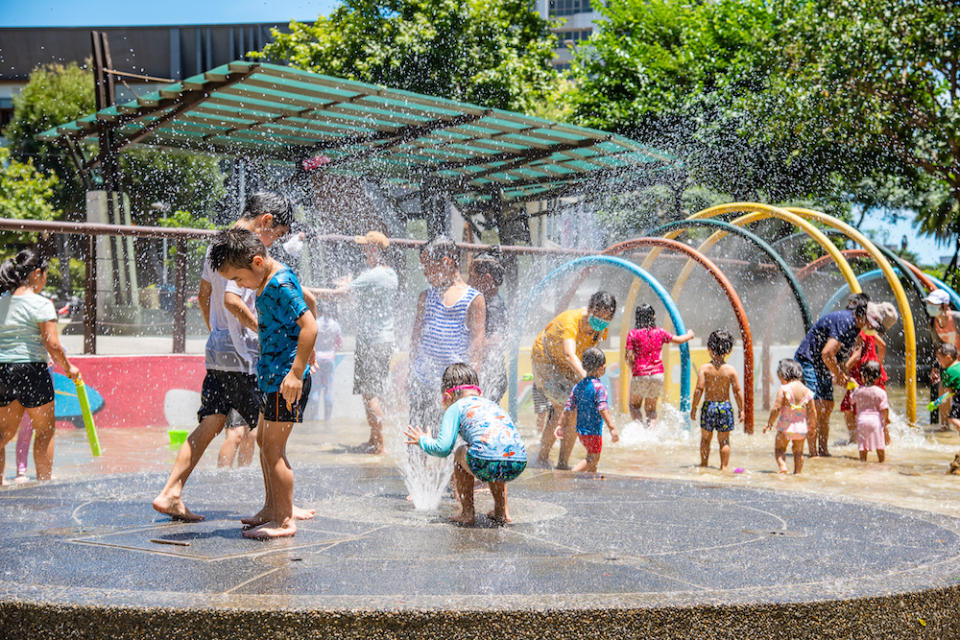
[0,248,47,294]
[209,228,267,271]
[634,303,655,329]
[420,235,460,266]
[441,362,479,392]
[707,329,734,356]
[938,343,958,358]
[845,293,870,310]
[471,253,504,286]
[861,360,882,385]
[581,347,606,372]
[777,358,803,382]
[240,191,293,229]
[588,290,617,315]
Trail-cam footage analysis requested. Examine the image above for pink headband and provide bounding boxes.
[444,385,482,396]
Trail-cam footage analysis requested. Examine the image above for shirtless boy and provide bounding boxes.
[690,329,744,471]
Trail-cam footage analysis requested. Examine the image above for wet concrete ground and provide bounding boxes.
[2,397,960,638]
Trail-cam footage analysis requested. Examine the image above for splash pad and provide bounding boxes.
[3,459,960,639]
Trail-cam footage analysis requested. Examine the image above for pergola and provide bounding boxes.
[38,60,675,232]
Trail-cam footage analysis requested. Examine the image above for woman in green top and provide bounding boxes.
[0,248,80,482]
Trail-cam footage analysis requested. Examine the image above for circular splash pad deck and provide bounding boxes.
[1,465,960,639]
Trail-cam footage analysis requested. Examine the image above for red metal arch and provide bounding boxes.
[602,237,755,434]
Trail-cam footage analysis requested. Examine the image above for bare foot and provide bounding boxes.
[243,505,314,526]
[778,468,788,474]
[819,450,832,457]
[12,474,29,485]
[487,509,511,524]
[449,512,476,526]
[358,441,384,455]
[152,495,205,522]
[240,507,269,527]
[720,466,729,472]
[293,505,315,520]
[241,520,296,539]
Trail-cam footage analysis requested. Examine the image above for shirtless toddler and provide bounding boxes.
[690,329,744,471]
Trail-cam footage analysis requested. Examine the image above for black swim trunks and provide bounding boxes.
[260,375,312,423]
[198,370,260,430]
[0,362,54,408]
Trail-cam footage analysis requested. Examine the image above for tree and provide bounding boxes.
[566,0,836,205]
[0,146,60,248]
[769,0,960,284]
[251,0,559,114]
[119,149,225,225]
[4,62,95,216]
[4,62,226,223]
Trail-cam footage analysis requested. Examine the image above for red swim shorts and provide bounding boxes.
[578,433,603,454]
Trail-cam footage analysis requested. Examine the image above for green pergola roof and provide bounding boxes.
[39,61,674,203]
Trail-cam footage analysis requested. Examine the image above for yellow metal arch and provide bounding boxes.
[784,206,918,427]
[617,203,862,416]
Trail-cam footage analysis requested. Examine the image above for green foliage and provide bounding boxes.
[567,0,827,202]
[4,62,95,215]
[0,146,61,246]
[158,210,215,289]
[120,149,225,223]
[251,0,560,113]
[45,257,85,294]
[769,0,960,281]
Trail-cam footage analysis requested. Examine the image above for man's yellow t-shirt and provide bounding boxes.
[531,308,608,376]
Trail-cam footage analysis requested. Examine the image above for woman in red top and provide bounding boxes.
[840,302,898,441]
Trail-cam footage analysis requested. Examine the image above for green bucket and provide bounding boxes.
[168,429,189,447]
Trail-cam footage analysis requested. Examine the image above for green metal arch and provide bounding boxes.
[646,219,813,332]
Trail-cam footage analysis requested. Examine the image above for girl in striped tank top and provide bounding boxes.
[409,236,486,432]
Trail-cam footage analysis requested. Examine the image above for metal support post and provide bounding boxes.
[173,237,187,353]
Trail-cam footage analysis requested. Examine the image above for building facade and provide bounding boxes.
[0,23,293,129]
[534,0,601,68]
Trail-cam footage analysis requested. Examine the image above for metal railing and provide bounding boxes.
[0,217,782,355]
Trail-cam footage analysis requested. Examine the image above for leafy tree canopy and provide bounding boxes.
[4,62,95,214]
[251,0,560,113]
[777,0,960,272]
[0,146,60,247]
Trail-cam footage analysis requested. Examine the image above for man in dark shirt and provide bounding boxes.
[794,299,879,456]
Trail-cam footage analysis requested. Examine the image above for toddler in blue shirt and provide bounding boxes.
[556,348,619,472]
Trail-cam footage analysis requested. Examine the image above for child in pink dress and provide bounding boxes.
[764,359,816,474]
[851,361,890,462]
[625,304,694,427]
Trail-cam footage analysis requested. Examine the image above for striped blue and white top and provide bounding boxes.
[412,286,481,385]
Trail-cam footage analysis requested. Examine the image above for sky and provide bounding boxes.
[0,0,338,27]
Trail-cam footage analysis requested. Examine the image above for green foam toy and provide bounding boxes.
[74,376,101,457]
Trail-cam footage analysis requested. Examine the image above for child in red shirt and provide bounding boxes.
[625,304,693,428]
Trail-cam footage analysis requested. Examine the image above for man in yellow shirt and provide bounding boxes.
[532,291,617,469]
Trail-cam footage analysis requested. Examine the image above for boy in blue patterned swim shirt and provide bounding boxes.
[690,329,744,472]
[405,363,526,526]
[212,228,318,539]
[556,348,619,472]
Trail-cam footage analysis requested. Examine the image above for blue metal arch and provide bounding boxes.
[508,255,692,419]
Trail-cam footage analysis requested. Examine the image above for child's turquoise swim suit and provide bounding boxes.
[419,396,527,482]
